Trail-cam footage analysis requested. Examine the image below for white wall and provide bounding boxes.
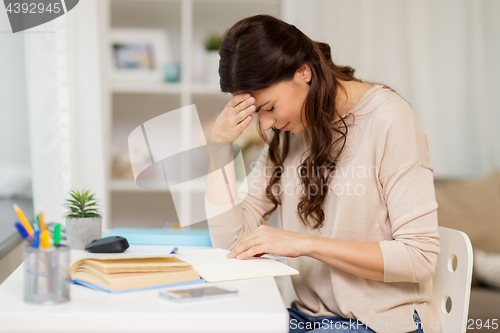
[284,0,500,178]
[0,9,31,197]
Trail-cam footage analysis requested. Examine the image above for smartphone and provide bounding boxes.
[159,286,238,303]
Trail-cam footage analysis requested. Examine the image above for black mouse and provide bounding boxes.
[85,236,130,253]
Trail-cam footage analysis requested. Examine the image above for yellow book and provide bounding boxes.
[70,257,202,293]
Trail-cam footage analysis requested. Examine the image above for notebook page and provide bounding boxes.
[175,248,299,282]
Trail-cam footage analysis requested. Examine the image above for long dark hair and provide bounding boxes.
[219,15,361,229]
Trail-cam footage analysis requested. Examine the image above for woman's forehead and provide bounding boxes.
[232,84,279,98]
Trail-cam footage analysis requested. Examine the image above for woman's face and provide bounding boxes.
[247,64,312,134]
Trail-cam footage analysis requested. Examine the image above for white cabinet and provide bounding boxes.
[98,0,283,230]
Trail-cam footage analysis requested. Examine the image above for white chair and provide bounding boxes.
[433,226,473,333]
[276,226,474,333]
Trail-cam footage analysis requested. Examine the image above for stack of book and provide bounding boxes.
[71,256,203,293]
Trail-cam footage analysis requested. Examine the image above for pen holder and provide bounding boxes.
[22,245,70,305]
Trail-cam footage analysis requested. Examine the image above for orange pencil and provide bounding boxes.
[13,204,34,238]
[39,210,46,232]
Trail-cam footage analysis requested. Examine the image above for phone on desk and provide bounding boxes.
[159,286,238,303]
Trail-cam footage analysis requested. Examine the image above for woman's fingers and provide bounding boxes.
[234,245,267,260]
[236,105,255,124]
[228,226,277,260]
[226,226,305,260]
[229,93,251,108]
[231,100,255,119]
[237,115,253,130]
[228,232,262,259]
[229,93,250,107]
[211,93,255,143]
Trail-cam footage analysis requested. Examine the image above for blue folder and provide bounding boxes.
[72,278,206,294]
[101,228,212,247]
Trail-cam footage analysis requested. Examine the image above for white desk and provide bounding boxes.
[0,245,289,333]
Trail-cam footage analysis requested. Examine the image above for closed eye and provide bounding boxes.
[267,106,275,112]
[255,101,271,113]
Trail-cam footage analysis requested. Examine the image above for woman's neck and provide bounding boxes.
[334,80,374,119]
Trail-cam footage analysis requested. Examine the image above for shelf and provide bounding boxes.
[110,179,166,192]
[110,179,207,192]
[110,81,225,95]
[111,81,183,94]
[191,83,224,95]
[110,178,243,193]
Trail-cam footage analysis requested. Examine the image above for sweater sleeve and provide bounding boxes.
[205,143,276,250]
[376,102,440,283]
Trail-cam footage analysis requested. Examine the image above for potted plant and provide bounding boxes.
[203,32,224,84]
[63,189,102,250]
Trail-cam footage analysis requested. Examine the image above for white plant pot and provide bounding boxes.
[205,50,220,84]
[66,217,102,250]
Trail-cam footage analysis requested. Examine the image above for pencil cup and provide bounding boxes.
[23,245,70,305]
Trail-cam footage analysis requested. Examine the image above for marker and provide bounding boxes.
[53,224,61,246]
[169,247,178,254]
[14,222,32,246]
[13,204,34,238]
[33,229,40,248]
[40,230,51,248]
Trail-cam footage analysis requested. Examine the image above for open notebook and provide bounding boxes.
[71,249,298,293]
[176,249,298,282]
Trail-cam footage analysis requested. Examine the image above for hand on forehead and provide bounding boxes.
[232,89,273,114]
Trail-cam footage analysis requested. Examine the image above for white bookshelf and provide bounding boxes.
[97,0,282,230]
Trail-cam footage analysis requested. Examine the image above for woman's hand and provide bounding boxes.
[227,225,310,260]
[211,93,255,143]
[228,225,385,281]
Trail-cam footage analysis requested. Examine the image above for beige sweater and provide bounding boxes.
[206,85,440,333]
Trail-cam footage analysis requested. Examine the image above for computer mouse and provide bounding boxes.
[85,236,130,253]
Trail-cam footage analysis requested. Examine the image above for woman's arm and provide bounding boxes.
[206,93,254,206]
[205,94,277,250]
[206,142,238,206]
[303,236,384,281]
[228,225,384,281]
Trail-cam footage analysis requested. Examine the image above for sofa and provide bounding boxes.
[434,171,500,332]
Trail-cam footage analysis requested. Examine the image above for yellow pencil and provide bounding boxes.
[13,204,34,238]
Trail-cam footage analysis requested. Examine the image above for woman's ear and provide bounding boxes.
[296,63,312,84]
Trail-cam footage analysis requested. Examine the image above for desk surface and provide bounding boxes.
[0,245,289,333]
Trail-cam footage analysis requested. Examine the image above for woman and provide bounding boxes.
[206,15,439,333]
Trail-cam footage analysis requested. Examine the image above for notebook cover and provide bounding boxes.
[101,228,212,247]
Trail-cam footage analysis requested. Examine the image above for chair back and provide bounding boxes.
[433,226,473,333]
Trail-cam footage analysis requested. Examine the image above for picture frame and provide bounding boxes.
[109,28,171,82]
